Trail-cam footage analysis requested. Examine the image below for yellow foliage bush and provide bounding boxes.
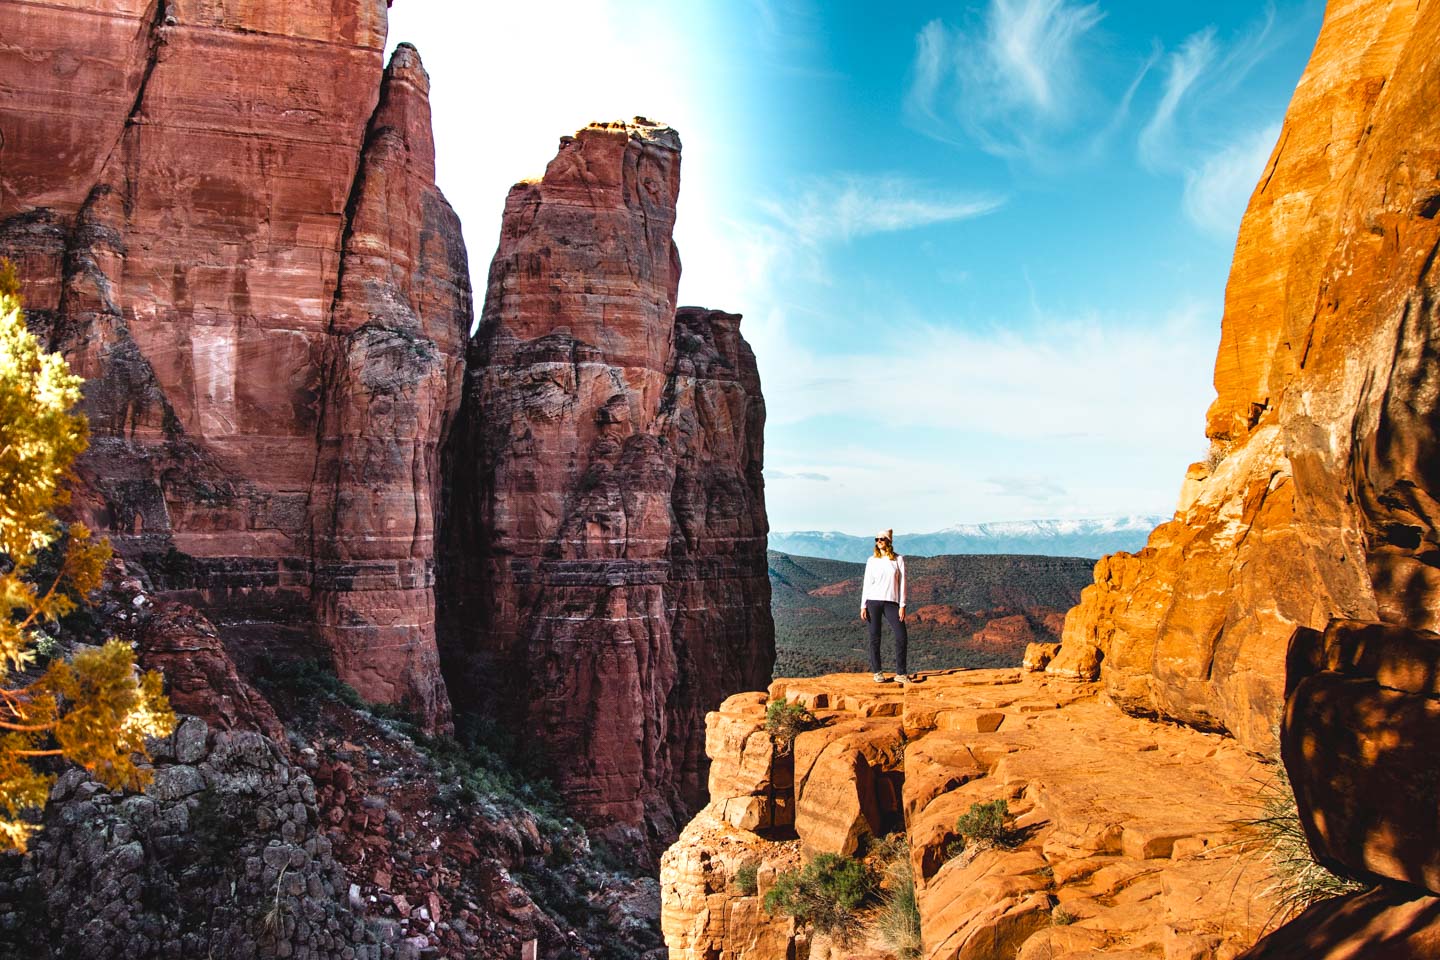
[0,259,175,852]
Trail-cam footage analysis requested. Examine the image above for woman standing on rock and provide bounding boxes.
[861,529,916,684]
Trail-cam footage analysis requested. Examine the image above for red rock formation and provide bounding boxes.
[1050,1,1440,951]
[0,2,468,729]
[1283,621,1440,890]
[1054,0,1440,750]
[309,43,469,726]
[806,579,858,598]
[972,613,1036,648]
[132,599,285,742]
[910,604,965,627]
[663,672,1279,960]
[439,121,773,851]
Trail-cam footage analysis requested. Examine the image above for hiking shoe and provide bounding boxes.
[897,673,921,685]
[873,672,890,683]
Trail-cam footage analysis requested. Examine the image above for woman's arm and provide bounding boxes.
[860,557,871,616]
[898,555,906,610]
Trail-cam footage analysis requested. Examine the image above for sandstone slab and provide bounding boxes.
[663,671,1282,960]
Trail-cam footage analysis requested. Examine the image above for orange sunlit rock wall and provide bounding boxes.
[1057,0,1440,751]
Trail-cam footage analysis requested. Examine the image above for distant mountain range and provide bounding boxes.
[769,515,1167,562]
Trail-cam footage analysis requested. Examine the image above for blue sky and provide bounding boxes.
[387,0,1326,534]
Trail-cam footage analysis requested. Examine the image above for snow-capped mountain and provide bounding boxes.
[769,515,1167,562]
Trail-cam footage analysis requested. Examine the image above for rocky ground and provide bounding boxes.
[0,688,666,960]
[662,668,1291,960]
[0,565,665,960]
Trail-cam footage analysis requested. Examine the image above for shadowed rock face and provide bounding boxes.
[1056,0,1440,751]
[0,1,469,730]
[439,121,774,852]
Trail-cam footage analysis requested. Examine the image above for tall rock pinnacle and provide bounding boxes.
[439,120,775,854]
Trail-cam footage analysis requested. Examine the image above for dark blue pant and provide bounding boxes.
[865,600,908,673]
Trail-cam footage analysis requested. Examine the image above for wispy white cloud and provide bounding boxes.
[987,475,1068,501]
[1182,122,1281,235]
[989,0,1105,114]
[1139,27,1217,170]
[1138,6,1281,174]
[908,20,949,126]
[904,0,1111,161]
[755,303,1221,531]
[768,470,832,482]
[761,175,1005,247]
[762,303,1218,438]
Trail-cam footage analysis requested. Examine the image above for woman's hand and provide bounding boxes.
[860,607,869,622]
[899,606,906,622]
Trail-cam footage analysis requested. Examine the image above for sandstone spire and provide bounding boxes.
[439,120,774,854]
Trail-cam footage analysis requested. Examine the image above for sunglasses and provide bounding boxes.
[875,537,890,543]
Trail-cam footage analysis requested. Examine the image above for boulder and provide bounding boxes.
[1283,621,1440,892]
[1237,887,1440,960]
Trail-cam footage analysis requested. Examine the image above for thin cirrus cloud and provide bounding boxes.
[1182,122,1281,236]
[768,470,832,482]
[986,475,1068,501]
[1138,27,1218,170]
[1135,7,1285,236]
[764,303,1219,441]
[760,175,1006,247]
[905,0,1110,160]
[758,306,1221,530]
[1138,8,1279,173]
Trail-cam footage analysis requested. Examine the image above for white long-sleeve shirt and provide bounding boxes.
[860,555,906,610]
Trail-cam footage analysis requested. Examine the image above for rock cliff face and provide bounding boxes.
[0,0,469,729]
[2,1,771,846]
[1054,0,1440,751]
[1043,0,1440,953]
[439,121,774,850]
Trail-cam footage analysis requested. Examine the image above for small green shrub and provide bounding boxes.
[953,799,1018,852]
[734,861,759,896]
[876,836,922,960]
[1247,760,1369,922]
[763,852,876,940]
[1051,904,1077,926]
[765,698,820,752]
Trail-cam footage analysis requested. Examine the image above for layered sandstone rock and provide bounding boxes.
[439,121,774,850]
[309,42,468,726]
[662,671,1279,960]
[1056,0,1440,750]
[131,600,285,742]
[0,2,468,728]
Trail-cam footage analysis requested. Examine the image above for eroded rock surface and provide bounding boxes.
[662,671,1279,960]
[0,1,468,729]
[439,121,773,851]
[1055,0,1440,753]
[0,721,394,959]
